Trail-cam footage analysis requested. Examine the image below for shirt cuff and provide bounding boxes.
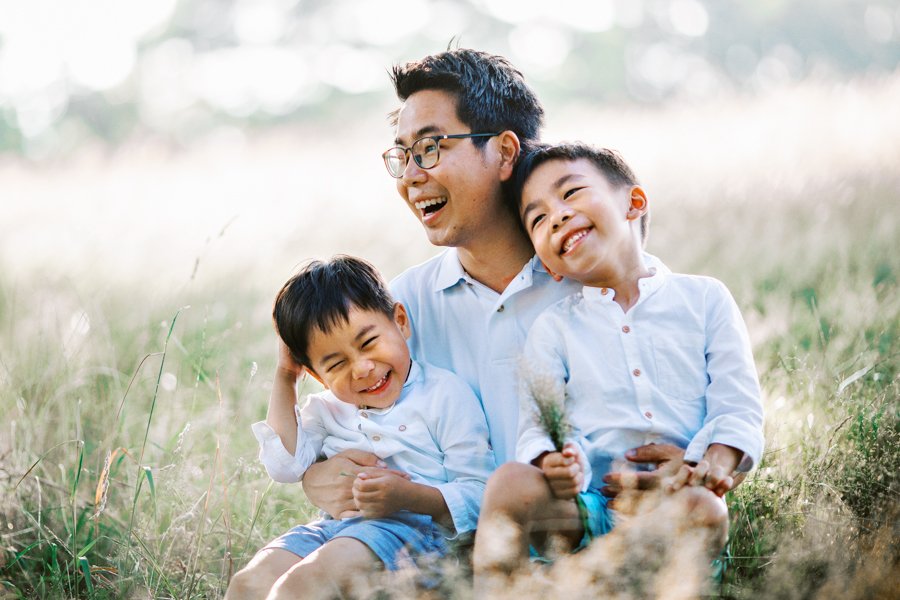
[433,482,481,537]
[251,420,304,482]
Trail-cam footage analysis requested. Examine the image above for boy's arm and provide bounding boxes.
[684,280,765,476]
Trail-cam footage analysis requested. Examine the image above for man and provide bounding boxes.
[226,49,686,599]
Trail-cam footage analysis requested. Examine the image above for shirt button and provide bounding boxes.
[644,411,653,419]
[497,305,505,312]
[633,368,641,377]
[398,425,407,432]
[371,435,381,442]
[622,325,630,333]
[360,412,369,418]
[600,288,609,296]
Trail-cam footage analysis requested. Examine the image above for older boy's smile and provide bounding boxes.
[560,227,592,255]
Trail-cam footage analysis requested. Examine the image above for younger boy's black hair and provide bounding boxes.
[273,256,395,371]
[389,48,544,147]
[510,143,650,244]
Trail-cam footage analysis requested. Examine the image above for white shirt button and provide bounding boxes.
[371,435,381,442]
[360,411,369,418]
[497,305,505,313]
[644,411,653,419]
[399,425,407,432]
[633,368,641,377]
[622,325,630,333]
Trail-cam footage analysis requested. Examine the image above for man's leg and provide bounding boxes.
[473,462,582,579]
[224,548,303,600]
[266,537,380,600]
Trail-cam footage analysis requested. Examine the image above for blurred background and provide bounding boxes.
[2,0,898,290]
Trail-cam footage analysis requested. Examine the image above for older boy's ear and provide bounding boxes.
[393,302,412,340]
[626,186,649,220]
[497,130,521,182]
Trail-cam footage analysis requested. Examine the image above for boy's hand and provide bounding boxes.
[275,337,305,379]
[666,443,742,497]
[600,443,685,497]
[302,450,410,519]
[539,443,584,500]
[352,470,412,519]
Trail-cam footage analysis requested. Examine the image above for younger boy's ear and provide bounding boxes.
[497,130,521,182]
[541,260,564,282]
[626,186,649,221]
[304,367,325,387]
[393,302,412,340]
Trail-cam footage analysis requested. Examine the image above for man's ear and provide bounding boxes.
[626,186,649,221]
[497,130,521,182]
[393,302,411,340]
[541,260,564,282]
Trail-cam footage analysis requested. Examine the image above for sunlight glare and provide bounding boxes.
[668,0,708,37]
[508,23,571,72]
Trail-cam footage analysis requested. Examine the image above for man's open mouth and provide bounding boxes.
[415,197,448,217]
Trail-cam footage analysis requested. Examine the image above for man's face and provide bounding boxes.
[306,305,412,409]
[393,89,506,248]
[520,158,642,286]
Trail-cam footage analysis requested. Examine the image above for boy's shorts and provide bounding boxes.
[265,511,448,571]
[529,487,614,559]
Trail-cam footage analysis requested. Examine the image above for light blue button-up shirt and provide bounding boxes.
[253,360,495,535]
[517,255,765,491]
[390,249,582,465]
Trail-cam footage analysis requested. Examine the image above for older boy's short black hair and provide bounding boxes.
[510,143,650,244]
[273,256,394,370]
[390,48,544,147]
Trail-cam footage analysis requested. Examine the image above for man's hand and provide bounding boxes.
[538,443,584,500]
[352,470,412,519]
[301,450,410,519]
[666,443,742,497]
[600,443,685,498]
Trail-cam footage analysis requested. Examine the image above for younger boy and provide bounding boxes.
[473,143,764,577]
[248,256,495,599]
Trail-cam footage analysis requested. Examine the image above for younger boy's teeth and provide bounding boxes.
[363,373,389,392]
[562,230,588,253]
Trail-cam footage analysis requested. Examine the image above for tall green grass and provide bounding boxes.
[1,172,897,598]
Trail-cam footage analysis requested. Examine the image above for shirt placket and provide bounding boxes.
[614,296,655,433]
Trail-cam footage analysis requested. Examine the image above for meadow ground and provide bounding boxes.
[1,78,898,598]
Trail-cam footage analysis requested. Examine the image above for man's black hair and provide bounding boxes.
[510,143,650,244]
[273,256,395,370]
[389,48,544,147]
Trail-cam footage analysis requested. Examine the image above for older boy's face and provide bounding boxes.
[392,89,507,248]
[307,305,411,409]
[520,158,643,286]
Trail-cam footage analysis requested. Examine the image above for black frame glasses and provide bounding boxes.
[381,132,500,178]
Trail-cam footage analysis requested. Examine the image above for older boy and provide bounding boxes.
[473,143,765,577]
[238,256,494,599]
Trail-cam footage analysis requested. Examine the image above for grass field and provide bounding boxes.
[1,79,898,598]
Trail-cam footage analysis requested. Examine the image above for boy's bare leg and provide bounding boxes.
[225,548,303,600]
[266,537,381,600]
[473,462,583,587]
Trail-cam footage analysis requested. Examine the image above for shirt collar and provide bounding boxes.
[581,253,670,303]
[433,248,547,292]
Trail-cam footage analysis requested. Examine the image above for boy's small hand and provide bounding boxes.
[275,337,304,379]
[540,443,584,500]
[352,471,410,519]
[666,444,742,497]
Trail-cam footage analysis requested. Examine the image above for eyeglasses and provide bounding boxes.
[381,133,500,178]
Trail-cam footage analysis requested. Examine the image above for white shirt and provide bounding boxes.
[252,360,495,535]
[517,255,764,491]
[390,249,582,465]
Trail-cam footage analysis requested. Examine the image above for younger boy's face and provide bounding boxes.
[520,158,645,286]
[306,305,412,409]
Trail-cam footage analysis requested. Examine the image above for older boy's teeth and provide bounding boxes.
[415,197,448,211]
[562,230,588,253]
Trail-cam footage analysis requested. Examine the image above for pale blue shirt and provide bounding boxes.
[253,360,495,535]
[517,255,765,491]
[390,249,582,465]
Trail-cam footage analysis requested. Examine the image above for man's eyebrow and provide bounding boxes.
[395,125,442,146]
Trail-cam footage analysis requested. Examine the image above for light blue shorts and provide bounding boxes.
[265,511,447,571]
[530,488,614,559]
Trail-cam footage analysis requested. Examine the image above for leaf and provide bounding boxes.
[79,556,95,595]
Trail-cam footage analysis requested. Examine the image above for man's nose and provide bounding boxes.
[401,155,427,186]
